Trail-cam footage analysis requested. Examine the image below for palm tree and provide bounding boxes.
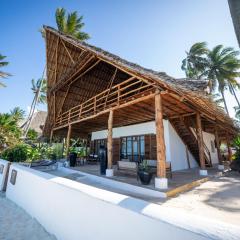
[10,107,25,123]
[182,44,240,115]
[22,78,47,137]
[181,42,208,79]
[0,113,22,150]
[235,106,240,120]
[31,78,47,104]
[204,45,240,115]
[210,93,224,108]
[55,8,90,40]
[0,54,10,87]
[228,80,240,108]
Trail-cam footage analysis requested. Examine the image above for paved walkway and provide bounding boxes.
[0,192,56,240]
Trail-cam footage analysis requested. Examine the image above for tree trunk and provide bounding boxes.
[220,90,230,116]
[23,78,44,137]
[230,83,240,108]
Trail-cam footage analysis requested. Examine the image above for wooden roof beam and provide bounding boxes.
[50,53,97,93]
[60,38,75,65]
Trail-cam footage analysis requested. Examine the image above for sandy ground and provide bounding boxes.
[0,192,56,240]
[156,171,240,225]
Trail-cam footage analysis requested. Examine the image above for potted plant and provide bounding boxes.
[138,160,153,185]
[69,146,77,167]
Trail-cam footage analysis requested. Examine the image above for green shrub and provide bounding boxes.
[27,129,38,141]
[1,144,29,162]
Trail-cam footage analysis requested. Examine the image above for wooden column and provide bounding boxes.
[196,113,205,169]
[214,126,223,165]
[50,129,54,144]
[107,110,113,169]
[226,132,232,161]
[155,91,166,178]
[66,124,72,157]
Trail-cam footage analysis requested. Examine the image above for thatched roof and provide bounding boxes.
[43,26,239,137]
[20,111,47,135]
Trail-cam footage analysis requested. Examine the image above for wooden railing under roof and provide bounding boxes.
[55,77,154,128]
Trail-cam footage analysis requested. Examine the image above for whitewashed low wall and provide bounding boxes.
[7,164,240,240]
[5,164,214,240]
[0,159,10,191]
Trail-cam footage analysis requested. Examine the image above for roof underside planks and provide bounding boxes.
[43,26,239,139]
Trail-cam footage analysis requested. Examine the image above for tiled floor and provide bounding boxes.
[70,163,221,192]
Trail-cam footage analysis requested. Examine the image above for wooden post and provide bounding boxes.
[196,112,205,169]
[226,132,232,161]
[214,126,223,165]
[66,124,72,157]
[50,129,54,144]
[107,110,113,169]
[155,91,166,178]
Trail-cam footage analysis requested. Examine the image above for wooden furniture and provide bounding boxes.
[117,160,138,175]
[87,154,99,164]
[117,159,172,178]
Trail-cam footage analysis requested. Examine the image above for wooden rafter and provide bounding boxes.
[104,68,118,108]
[60,38,75,65]
[57,85,71,117]
[43,27,238,138]
[50,53,96,93]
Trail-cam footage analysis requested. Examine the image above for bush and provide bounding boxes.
[27,129,38,141]
[1,142,65,162]
[1,144,29,162]
[230,136,240,172]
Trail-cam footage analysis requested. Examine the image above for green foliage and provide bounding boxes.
[1,144,29,162]
[27,128,38,141]
[181,42,208,79]
[1,142,64,162]
[182,43,240,115]
[55,8,90,40]
[0,111,22,151]
[138,160,149,172]
[0,54,10,86]
[234,106,240,120]
[10,107,25,122]
[31,78,47,104]
[233,136,240,160]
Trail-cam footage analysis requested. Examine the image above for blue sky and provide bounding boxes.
[0,0,239,117]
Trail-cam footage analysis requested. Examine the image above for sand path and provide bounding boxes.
[0,192,56,240]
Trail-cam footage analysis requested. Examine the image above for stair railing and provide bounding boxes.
[189,127,212,167]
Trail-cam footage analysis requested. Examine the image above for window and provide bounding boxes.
[120,135,145,162]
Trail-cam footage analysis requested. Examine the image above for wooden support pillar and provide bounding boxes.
[66,124,72,158]
[214,126,223,165]
[155,91,166,178]
[226,132,232,161]
[50,129,54,144]
[107,110,113,169]
[196,112,205,170]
